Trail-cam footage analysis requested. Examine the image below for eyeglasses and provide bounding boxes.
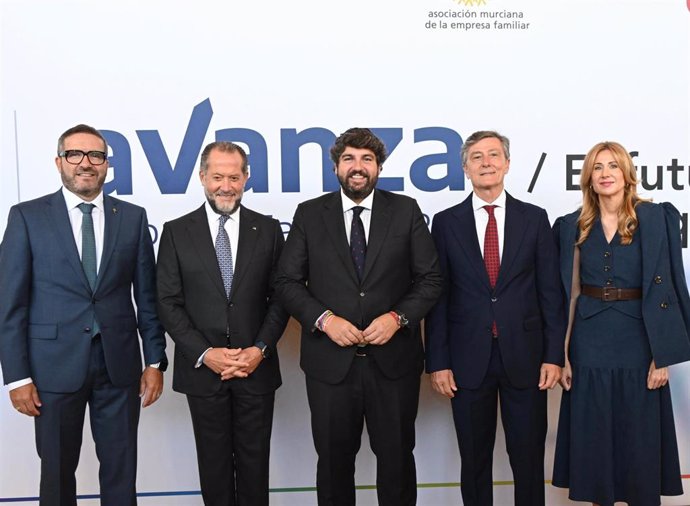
[58,150,108,166]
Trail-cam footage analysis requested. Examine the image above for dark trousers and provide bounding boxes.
[306,355,421,506]
[186,385,275,506]
[34,337,140,506]
[451,339,547,506]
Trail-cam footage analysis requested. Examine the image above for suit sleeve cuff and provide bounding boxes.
[7,378,33,391]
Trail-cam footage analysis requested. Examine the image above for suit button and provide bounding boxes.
[660,302,669,309]
[360,292,365,297]
[654,276,662,284]
[229,303,234,307]
[84,327,91,333]
[604,251,611,258]
[491,297,497,302]
[606,279,613,286]
[604,266,611,272]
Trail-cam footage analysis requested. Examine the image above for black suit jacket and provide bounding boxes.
[276,190,442,384]
[156,204,288,396]
[425,193,566,389]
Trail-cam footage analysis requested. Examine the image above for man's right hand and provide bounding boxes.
[203,348,249,379]
[323,315,364,347]
[10,383,42,417]
[430,369,458,399]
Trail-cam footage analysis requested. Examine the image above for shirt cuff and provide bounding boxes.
[195,348,213,368]
[7,378,33,391]
[147,362,161,369]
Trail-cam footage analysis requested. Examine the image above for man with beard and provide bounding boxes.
[156,141,288,506]
[276,128,442,506]
[0,124,167,505]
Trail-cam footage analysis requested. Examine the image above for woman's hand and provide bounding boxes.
[647,360,669,389]
[559,359,573,391]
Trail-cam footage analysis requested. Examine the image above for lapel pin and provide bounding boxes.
[252,226,257,230]
[112,208,118,214]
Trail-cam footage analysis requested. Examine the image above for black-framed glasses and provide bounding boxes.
[58,150,108,166]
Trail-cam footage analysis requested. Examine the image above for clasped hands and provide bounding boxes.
[324,313,399,347]
[203,346,263,381]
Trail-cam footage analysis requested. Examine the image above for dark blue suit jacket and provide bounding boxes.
[0,189,167,393]
[425,193,566,389]
[553,201,690,368]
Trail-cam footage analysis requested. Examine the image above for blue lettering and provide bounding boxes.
[137,98,213,194]
[371,128,404,191]
[280,128,336,192]
[410,127,463,191]
[102,130,132,195]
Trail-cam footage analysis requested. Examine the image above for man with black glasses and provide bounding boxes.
[0,124,167,506]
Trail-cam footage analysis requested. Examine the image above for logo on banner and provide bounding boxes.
[454,0,487,5]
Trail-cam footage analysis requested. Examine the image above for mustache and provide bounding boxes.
[214,190,237,197]
[347,170,369,178]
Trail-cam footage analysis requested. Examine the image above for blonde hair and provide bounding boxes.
[576,141,648,246]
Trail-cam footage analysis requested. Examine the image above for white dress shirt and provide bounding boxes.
[195,202,241,367]
[341,189,374,244]
[205,201,240,271]
[472,190,507,262]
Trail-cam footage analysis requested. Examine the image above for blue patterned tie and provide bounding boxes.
[78,203,99,336]
[350,206,367,282]
[216,214,234,298]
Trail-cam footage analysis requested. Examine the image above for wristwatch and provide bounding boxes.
[255,340,271,359]
[394,311,409,328]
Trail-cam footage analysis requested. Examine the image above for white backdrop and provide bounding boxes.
[1,0,689,504]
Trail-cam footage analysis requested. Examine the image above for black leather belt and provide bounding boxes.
[581,285,642,301]
[355,345,370,357]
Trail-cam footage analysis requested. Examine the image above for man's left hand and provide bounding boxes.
[362,313,400,345]
[140,367,163,407]
[237,347,263,376]
[538,363,561,390]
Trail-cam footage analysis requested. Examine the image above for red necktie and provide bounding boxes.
[483,205,500,336]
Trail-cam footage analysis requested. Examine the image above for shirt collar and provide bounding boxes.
[472,190,506,212]
[340,189,375,213]
[62,186,104,211]
[204,201,241,223]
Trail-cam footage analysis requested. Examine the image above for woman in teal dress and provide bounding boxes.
[551,141,690,506]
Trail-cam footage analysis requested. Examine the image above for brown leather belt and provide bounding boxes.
[581,285,642,301]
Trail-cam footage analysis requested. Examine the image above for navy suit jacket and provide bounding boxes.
[0,189,167,393]
[156,204,288,396]
[553,201,690,368]
[425,193,566,389]
[276,190,442,384]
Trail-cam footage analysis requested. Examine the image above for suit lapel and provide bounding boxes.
[450,195,491,290]
[495,193,528,292]
[362,190,392,283]
[96,195,122,292]
[47,190,92,293]
[321,192,360,285]
[230,206,259,297]
[187,205,227,299]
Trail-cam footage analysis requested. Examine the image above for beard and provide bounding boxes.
[60,166,106,199]
[337,169,378,202]
[206,190,242,215]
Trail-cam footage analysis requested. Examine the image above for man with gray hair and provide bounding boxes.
[157,141,288,506]
[425,130,565,506]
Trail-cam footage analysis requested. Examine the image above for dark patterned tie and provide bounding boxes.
[216,214,234,298]
[78,203,99,336]
[350,206,367,282]
[483,205,500,336]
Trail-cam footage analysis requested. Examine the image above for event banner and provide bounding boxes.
[1,0,688,504]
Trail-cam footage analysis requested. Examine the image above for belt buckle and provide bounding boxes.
[602,286,616,301]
